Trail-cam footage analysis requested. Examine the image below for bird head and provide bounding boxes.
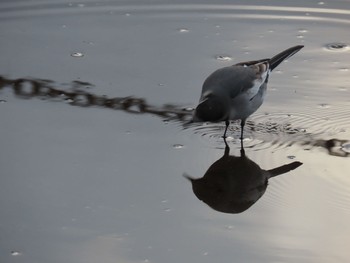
[192,93,229,122]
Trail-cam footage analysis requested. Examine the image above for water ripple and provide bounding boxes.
[2,3,350,24]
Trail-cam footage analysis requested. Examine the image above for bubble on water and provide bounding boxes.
[183,107,194,112]
[173,144,184,149]
[318,103,330,108]
[298,29,308,33]
[318,1,325,5]
[11,251,22,256]
[268,29,274,33]
[287,155,296,160]
[0,99,6,103]
[225,225,234,230]
[215,55,232,61]
[324,43,350,52]
[71,52,84,58]
[83,40,94,45]
[341,143,350,153]
[177,28,189,33]
[296,35,304,39]
[225,136,234,142]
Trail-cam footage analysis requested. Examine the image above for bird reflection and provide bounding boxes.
[184,140,302,214]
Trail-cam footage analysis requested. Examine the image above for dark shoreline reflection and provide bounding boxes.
[1,75,349,156]
[184,141,303,214]
[0,75,193,122]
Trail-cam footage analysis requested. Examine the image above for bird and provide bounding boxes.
[192,45,304,140]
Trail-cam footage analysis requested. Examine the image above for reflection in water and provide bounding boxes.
[302,138,350,157]
[1,75,349,156]
[0,76,193,122]
[184,141,302,214]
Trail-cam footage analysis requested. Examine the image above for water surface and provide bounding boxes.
[1,1,350,262]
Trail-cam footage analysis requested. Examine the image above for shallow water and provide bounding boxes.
[1,1,350,262]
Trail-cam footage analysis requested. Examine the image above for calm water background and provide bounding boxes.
[1,0,350,262]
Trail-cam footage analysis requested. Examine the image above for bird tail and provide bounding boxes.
[269,45,304,71]
[267,161,303,178]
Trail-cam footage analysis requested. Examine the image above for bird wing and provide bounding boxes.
[240,61,270,99]
[201,60,270,100]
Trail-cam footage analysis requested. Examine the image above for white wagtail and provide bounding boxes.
[192,45,304,139]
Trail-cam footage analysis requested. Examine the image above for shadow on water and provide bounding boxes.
[1,75,349,157]
[184,139,302,214]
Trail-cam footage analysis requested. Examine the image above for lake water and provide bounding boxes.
[1,0,350,262]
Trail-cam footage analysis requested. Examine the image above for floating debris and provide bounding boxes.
[71,52,84,58]
[177,28,189,33]
[318,103,330,108]
[11,251,22,256]
[173,144,184,149]
[215,55,232,61]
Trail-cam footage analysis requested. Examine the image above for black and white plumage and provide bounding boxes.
[193,45,304,139]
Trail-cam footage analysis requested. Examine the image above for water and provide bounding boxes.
[1,0,350,262]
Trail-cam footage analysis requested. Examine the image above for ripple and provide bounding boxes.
[324,42,350,51]
[184,104,350,152]
[4,3,350,25]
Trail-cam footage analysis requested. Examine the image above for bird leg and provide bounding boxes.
[240,119,246,140]
[223,136,230,157]
[223,120,229,138]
